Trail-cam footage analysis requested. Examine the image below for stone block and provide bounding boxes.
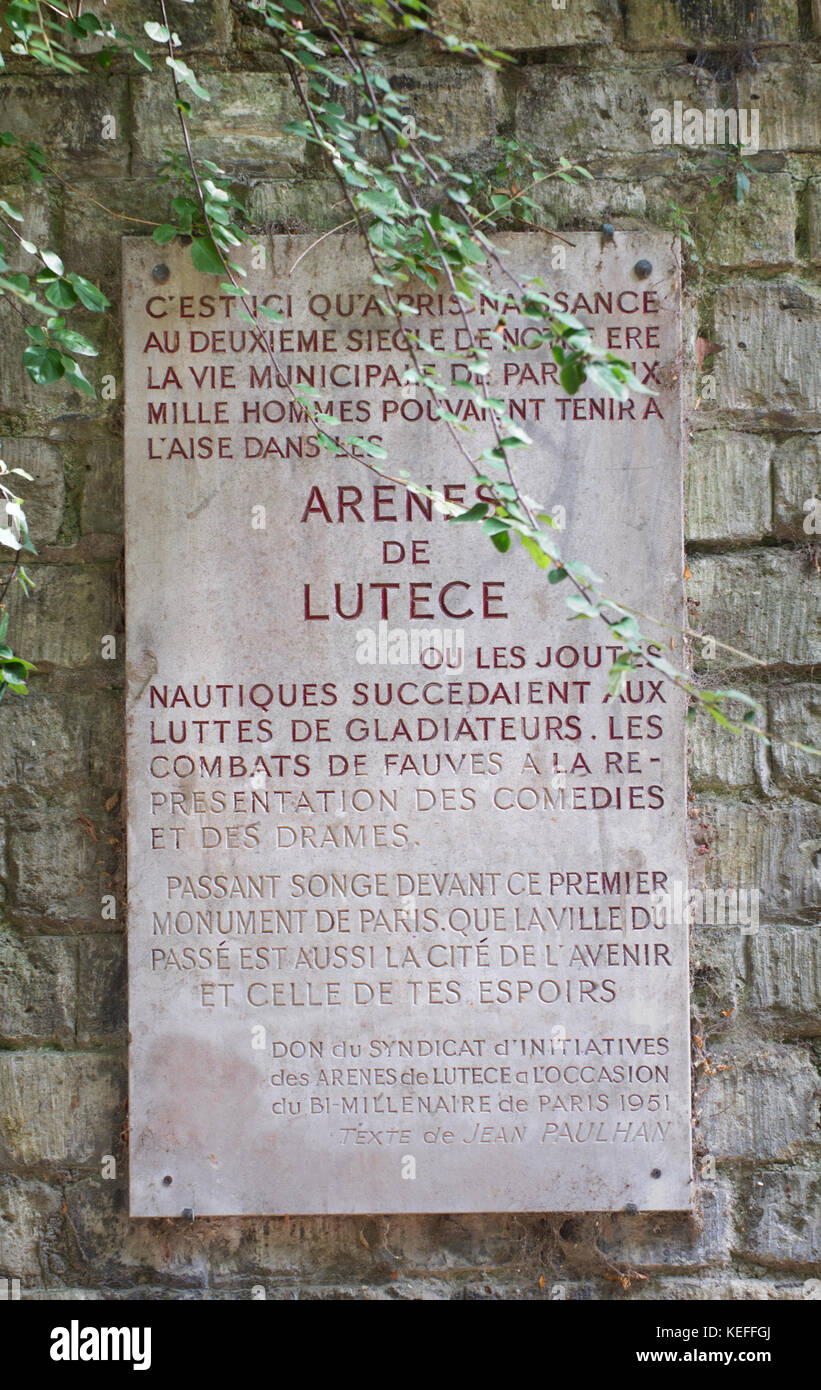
[78,937,126,1045]
[698,1045,820,1161]
[688,551,820,669]
[0,1053,124,1167]
[772,435,821,539]
[687,707,759,790]
[0,1175,70,1286]
[748,925,821,1035]
[132,72,305,175]
[738,1168,821,1266]
[0,439,65,547]
[436,0,622,48]
[625,0,799,46]
[247,180,345,233]
[0,78,130,177]
[768,682,821,794]
[513,67,726,160]
[738,67,821,154]
[701,173,795,269]
[713,282,821,418]
[694,798,821,922]
[685,431,771,541]
[3,566,119,672]
[6,810,118,925]
[0,691,122,805]
[0,926,76,1046]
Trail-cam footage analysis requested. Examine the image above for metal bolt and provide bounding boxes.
[182,1207,195,1222]
[624,1201,638,1214]
[152,263,170,283]
[651,1168,662,1179]
[634,258,652,279]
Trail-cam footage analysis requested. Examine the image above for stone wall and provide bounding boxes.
[0,0,819,1299]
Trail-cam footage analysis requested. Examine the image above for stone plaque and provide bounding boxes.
[123,231,691,1216]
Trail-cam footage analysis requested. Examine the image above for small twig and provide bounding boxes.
[289,217,358,273]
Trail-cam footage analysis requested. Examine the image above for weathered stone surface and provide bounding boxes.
[0,78,130,176]
[62,1177,209,1289]
[0,0,817,1300]
[0,183,56,274]
[532,175,648,226]
[355,66,498,165]
[0,1175,71,1286]
[132,73,305,175]
[595,1179,734,1270]
[0,311,108,422]
[78,937,126,1045]
[62,182,172,306]
[712,282,821,418]
[68,0,230,53]
[748,925,821,1035]
[513,68,726,159]
[738,67,821,153]
[772,435,821,539]
[698,1045,820,1162]
[3,567,119,671]
[625,0,799,45]
[0,439,65,547]
[688,551,820,669]
[691,924,746,1023]
[808,179,821,265]
[0,1053,123,1167]
[247,180,345,233]
[123,231,691,1216]
[6,810,117,925]
[685,431,771,541]
[0,926,76,1046]
[436,0,622,48]
[737,1169,821,1267]
[627,1273,821,1299]
[768,682,821,794]
[688,706,758,790]
[77,437,123,537]
[0,692,121,805]
[694,798,821,922]
[700,173,795,269]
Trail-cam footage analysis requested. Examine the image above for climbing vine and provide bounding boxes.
[0,0,815,764]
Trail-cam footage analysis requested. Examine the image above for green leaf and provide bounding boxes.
[39,249,64,276]
[565,593,600,619]
[152,223,178,244]
[520,533,551,570]
[166,57,210,102]
[189,236,224,275]
[144,21,171,43]
[67,274,109,312]
[22,344,64,384]
[60,356,95,396]
[51,327,97,357]
[449,503,489,524]
[346,436,387,460]
[44,278,79,309]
